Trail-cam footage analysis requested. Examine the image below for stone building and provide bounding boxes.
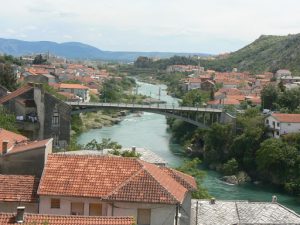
[0,83,71,148]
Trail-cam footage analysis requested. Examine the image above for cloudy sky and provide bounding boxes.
[0,0,299,54]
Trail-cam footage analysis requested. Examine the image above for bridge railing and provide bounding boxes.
[66,101,223,113]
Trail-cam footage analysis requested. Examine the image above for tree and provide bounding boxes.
[0,106,17,132]
[204,123,233,164]
[278,88,300,112]
[33,54,47,64]
[222,158,239,175]
[256,138,298,184]
[0,63,17,91]
[261,84,279,110]
[176,158,211,198]
[181,89,209,107]
[84,138,122,151]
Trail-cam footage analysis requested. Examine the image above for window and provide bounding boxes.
[71,202,84,215]
[276,131,280,136]
[266,119,269,124]
[52,109,59,126]
[137,209,151,225]
[51,198,60,209]
[272,121,275,127]
[89,203,102,216]
[277,122,280,127]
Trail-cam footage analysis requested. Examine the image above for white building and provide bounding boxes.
[265,113,300,138]
[59,83,90,102]
[38,154,197,225]
[275,69,292,80]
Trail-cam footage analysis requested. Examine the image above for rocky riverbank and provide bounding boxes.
[80,111,123,130]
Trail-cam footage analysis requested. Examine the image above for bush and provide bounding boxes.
[222,158,239,175]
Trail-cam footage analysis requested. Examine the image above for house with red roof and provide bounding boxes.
[58,83,90,102]
[0,211,134,225]
[37,154,197,225]
[265,113,300,138]
[0,175,39,213]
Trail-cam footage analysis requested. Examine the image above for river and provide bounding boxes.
[78,80,300,213]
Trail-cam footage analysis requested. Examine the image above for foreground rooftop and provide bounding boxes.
[0,213,134,225]
[191,199,300,225]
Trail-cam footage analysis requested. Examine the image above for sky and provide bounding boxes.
[0,0,300,54]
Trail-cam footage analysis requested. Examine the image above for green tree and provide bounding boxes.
[33,54,47,64]
[181,89,209,107]
[176,158,211,198]
[277,88,300,112]
[0,63,17,91]
[0,105,17,132]
[84,138,122,151]
[261,84,279,110]
[222,158,239,175]
[256,138,298,184]
[204,123,233,164]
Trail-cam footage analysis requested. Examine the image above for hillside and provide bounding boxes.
[200,34,300,74]
[0,38,207,61]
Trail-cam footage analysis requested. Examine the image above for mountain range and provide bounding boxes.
[0,38,207,61]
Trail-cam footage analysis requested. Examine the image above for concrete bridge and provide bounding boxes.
[66,102,235,128]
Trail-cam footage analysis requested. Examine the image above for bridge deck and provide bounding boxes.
[66,102,223,113]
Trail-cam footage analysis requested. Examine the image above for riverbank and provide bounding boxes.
[80,111,123,130]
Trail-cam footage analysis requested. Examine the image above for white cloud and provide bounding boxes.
[0,0,299,53]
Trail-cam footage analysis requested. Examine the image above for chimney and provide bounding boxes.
[2,140,9,154]
[131,146,136,153]
[16,206,25,223]
[272,195,278,203]
[210,198,216,204]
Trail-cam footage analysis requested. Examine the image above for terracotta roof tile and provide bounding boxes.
[59,83,89,90]
[0,175,38,202]
[271,113,300,123]
[0,129,28,154]
[0,85,33,104]
[38,155,192,204]
[160,167,197,191]
[0,213,134,225]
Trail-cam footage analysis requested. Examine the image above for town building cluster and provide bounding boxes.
[1,59,300,224]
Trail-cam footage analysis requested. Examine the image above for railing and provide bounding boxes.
[65,101,223,113]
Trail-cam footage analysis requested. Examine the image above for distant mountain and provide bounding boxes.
[200,33,300,74]
[0,38,208,61]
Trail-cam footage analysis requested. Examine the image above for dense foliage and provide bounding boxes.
[261,84,300,112]
[0,106,17,132]
[0,63,18,91]
[32,54,47,64]
[176,158,211,198]
[177,107,300,195]
[134,56,198,70]
[100,77,142,103]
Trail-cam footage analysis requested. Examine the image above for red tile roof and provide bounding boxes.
[0,175,38,202]
[207,99,241,105]
[0,213,134,225]
[160,167,197,191]
[0,86,33,104]
[59,83,89,90]
[0,129,28,154]
[38,155,194,204]
[271,113,300,123]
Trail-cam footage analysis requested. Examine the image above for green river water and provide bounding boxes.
[78,80,300,213]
